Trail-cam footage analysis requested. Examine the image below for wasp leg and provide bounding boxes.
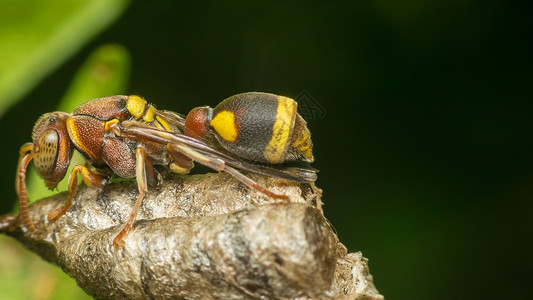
[167,144,194,174]
[16,143,35,232]
[167,143,289,203]
[223,165,289,203]
[48,165,107,221]
[168,142,225,171]
[114,123,292,202]
[113,147,149,249]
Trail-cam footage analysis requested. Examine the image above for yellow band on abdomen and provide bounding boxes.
[263,96,296,163]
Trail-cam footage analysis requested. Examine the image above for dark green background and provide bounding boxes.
[1,1,531,299]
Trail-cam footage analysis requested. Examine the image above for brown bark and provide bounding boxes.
[1,173,383,300]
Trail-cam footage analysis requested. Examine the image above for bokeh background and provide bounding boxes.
[0,1,531,299]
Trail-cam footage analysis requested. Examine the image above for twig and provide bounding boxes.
[1,173,383,300]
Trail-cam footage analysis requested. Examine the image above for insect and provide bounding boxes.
[16,93,316,248]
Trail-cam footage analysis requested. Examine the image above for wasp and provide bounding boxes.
[16,93,316,248]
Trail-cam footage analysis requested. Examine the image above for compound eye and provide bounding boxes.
[33,129,59,177]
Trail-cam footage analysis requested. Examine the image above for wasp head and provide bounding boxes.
[31,112,73,188]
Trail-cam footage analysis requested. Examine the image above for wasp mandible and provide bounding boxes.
[16,93,316,248]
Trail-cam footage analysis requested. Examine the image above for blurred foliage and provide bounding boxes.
[0,0,129,115]
[0,1,531,300]
[0,236,92,300]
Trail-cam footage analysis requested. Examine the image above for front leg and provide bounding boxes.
[16,143,35,232]
[113,147,150,249]
[48,165,108,221]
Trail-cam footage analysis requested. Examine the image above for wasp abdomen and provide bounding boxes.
[198,92,314,164]
[210,93,278,163]
[287,114,314,163]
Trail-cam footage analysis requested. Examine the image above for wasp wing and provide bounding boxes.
[116,122,318,183]
[154,109,186,131]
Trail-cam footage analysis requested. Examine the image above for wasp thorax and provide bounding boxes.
[33,129,59,177]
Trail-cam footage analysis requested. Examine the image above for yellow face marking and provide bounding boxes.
[66,117,97,160]
[155,115,171,132]
[264,96,296,163]
[126,95,147,118]
[143,106,156,122]
[210,110,238,142]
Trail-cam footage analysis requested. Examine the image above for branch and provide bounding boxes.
[1,173,383,300]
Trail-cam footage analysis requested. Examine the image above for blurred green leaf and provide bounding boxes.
[26,44,131,202]
[58,44,131,112]
[0,0,130,116]
[0,235,93,300]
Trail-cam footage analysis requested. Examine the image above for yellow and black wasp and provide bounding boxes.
[16,92,316,248]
